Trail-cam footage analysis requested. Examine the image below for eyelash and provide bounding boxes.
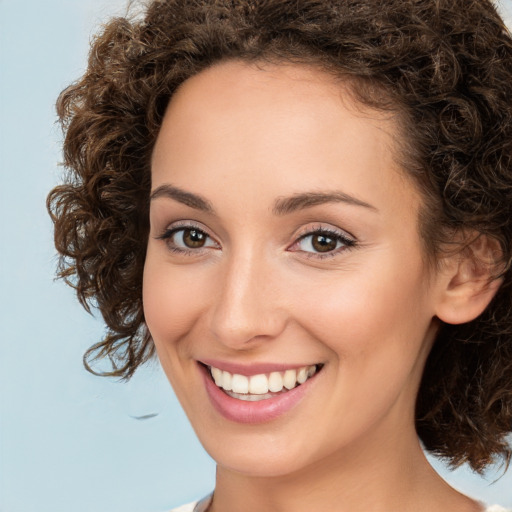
[290,226,357,260]
[156,222,219,255]
[155,223,357,259]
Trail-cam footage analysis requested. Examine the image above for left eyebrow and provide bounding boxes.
[272,191,378,215]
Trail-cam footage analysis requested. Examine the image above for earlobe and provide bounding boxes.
[434,234,503,325]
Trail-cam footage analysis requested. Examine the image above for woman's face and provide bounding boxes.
[143,61,445,477]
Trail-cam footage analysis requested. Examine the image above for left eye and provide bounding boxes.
[295,231,353,254]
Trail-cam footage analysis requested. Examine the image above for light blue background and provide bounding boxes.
[1,1,512,511]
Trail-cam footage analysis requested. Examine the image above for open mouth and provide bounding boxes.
[203,363,324,402]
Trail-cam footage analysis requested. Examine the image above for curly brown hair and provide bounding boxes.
[47,0,512,472]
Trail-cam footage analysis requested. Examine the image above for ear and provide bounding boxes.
[435,234,503,325]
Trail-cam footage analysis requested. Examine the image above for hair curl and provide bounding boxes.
[47,0,512,472]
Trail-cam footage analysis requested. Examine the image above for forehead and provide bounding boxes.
[151,60,419,218]
[160,60,399,143]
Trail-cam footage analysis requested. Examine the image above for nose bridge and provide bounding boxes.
[209,244,286,347]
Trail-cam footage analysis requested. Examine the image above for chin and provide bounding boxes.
[196,425,328,478]
[213,449,309,478]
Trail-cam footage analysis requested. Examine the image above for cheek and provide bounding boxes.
[294,252,433,368]
[142,252,212,404]
[292,262,434,436]
[142,253,204,351]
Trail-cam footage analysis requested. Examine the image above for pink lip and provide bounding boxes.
[200,358,316,376]
[199,363,320,424]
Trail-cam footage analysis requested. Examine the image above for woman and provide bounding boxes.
[48,0,512,510]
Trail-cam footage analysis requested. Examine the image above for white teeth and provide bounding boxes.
[249,374,269,394]
[268,371,284,392]
[222,371,232,391]
[211,366,223,386]
[225,390,275,401]
[231,373,249,394]
[208,364,320,397]
[297,367,308,384]
[283,369,297,390]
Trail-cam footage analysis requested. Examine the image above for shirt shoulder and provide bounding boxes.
[169,502,197,512]
[485,506,511,512]
[169,494,213,512]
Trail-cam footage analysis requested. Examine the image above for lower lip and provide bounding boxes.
[200,364,319,424]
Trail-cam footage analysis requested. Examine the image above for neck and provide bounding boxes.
[210,423,481,512]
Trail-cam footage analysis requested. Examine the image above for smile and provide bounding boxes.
[208,364,321,400]
[199,360,324,423]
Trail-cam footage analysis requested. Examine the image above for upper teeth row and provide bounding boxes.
[209,365,318,395]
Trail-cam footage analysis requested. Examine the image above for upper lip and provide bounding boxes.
[199,359,321,376]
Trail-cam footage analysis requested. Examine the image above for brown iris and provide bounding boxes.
[311,233,337,252]
[182,228,207,248]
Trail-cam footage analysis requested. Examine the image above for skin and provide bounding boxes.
[143,61,495,512]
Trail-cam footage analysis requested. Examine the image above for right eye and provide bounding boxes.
[157,226,219,254]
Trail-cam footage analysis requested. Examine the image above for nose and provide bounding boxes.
[208,249,288,349]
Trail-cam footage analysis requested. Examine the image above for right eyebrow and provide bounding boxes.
[149,184,215,214]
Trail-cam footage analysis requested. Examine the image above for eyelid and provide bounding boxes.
[293,223,356,242]
[155,219,215,238]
